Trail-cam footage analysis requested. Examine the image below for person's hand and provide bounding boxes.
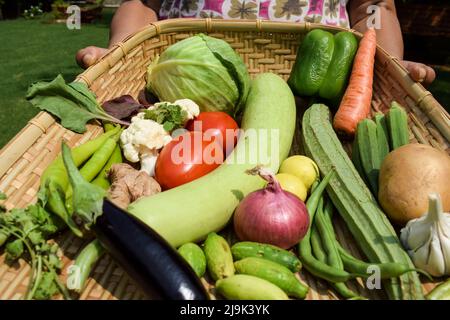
[401,60,436,86]
[76,46,108,69]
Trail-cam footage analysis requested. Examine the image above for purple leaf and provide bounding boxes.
[138,89,159,107]
[102,95,143,120]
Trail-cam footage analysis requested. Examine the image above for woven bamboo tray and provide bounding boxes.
[1,19,449,300]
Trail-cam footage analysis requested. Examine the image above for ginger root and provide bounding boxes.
[108,163,161,208]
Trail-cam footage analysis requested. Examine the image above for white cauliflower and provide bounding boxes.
[139,149,159,177]
[174,99,200,121]
[152,99,200,125]
[120,113,172,176]
[120,99,199,176]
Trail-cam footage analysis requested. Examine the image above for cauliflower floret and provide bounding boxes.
[174,99,200,120]
[151,99,200,124]
[139,149,159,177]
[120,113,172,176]
[120,100,199,176]
[121,140,140,163]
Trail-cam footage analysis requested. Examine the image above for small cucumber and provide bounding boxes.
[234,257,308,299]
[216,274,289,300]
[386,102,409,150]
[356,119,380,196]
[204,233,234,281]
[177,243,206,277]
[231,241,301,272]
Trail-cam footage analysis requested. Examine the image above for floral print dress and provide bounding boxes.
[159,0,350,28]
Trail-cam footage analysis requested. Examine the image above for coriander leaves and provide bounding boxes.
[144,102,188,132]
[0,203,70,300]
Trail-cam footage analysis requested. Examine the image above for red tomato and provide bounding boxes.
[186,112,239,156]
[155,131,224,190]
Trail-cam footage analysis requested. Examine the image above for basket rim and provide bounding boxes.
[75,18,450,142]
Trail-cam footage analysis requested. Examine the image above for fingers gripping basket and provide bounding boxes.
[0,19,449,300]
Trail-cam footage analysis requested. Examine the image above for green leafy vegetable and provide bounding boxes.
[201,34,251,114]
[26,75,129,133]
[144,102,188,132]
[6,239,24,260]
[61,142,106,228]
[0,204,70,300]
[146,34,250,116]
[33,271,60,300]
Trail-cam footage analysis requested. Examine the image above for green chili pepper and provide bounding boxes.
[39,126,120,198]
[103,122,116,132]
[91,145,123,190]
[38,126,120,237]
[66,131,121,211]
[47,181,83,237]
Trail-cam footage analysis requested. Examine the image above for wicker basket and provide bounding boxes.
[0,19,449,300]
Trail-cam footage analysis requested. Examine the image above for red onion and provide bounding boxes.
[233,166,310,249]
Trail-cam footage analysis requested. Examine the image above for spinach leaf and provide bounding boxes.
[26,75,129,133]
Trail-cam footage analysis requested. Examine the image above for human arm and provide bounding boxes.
[348,0,435,84]
[76,0,160,68]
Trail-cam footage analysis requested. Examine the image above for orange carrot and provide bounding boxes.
[333,28,377,138]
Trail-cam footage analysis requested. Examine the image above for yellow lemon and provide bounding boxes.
[275,173,308,201]
[279,155,319,191]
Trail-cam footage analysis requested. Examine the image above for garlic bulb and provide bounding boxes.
[400,193,450,277]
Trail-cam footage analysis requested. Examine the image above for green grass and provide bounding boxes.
[0,15,110,148]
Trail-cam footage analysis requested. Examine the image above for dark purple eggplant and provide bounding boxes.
[93,199,209,300]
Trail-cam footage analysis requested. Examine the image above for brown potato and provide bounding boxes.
[378,143,450,226]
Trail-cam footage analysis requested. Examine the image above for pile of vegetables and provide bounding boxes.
[128,73,296,247]
[302,103,425,299]
[178,234,307,300]
[1,26,449,301]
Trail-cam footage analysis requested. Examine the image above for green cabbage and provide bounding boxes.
[146,34,250,116]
